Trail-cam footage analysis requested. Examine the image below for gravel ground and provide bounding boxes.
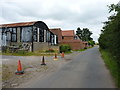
[2,51,80,88]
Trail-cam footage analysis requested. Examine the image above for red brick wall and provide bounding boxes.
[60,41,85,50]
[62,36,74,40]
[49,28,62,43]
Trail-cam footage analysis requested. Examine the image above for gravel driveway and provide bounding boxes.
[2,52,79,88]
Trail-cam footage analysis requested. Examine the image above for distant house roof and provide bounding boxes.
[62,30,75,36]
[49,28,62,34]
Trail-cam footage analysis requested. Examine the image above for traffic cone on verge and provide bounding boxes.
[61,52,64,58]
[54,53,58,60]
[15,60,24,75]
[41,56,46,65]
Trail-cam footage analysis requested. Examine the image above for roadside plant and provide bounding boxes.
[60,44,71,53]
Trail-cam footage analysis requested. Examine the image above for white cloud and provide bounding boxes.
[0,0,119,42]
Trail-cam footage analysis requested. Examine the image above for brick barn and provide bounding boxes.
[50,28,85,50]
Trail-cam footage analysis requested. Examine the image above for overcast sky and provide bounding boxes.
[0,0,119,42]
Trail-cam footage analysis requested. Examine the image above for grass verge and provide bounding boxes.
[1,51,59,56]
[99,48,120,88]
[64,51,72,54]
[73,46,94,52]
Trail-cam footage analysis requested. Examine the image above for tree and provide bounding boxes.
[98,3,120,63]
[76,27,82,39]
[88,40,95,47]
[99,4,120,87]
[76,27,93,41]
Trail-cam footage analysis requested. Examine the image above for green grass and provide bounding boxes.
[73,49,85,52]
[1,51,59,56]
[64,51,72,54]
[73,46,94,52]
[100,48,120,88]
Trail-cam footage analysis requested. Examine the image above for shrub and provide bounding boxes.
[84,47,87,49]
[60,44,71,53]
[45,49,55,52]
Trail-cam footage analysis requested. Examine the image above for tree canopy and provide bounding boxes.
[98,3,120,64]
[76,27,93,41]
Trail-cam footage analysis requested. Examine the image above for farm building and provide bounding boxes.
[49,28,62,44]
[61,30,85,50]
[0,21,58,52]
[50,28,86,50]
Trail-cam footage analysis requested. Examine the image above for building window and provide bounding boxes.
[56,35,58,44]
[5,28,12,41]
[74,36,77,40]
[39,28,44,42]
[11,28,17,42]
[51,34,54,45]
[44,29,46,42]
[1,28,5,41]
[48,31,51,42]
[62,36,64,39]
[33,27,37,42]
[21,27,32,42]
[1,28,7,46]
[46,30,49,42]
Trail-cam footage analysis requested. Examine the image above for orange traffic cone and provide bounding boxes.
[54,53,58,60]
[15,60,24,75]
[41,56,46,65]
[61,52,64,58]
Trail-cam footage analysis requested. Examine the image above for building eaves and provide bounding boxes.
[0,21,38,28]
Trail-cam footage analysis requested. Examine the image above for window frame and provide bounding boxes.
[20,26,33,42]
[33,27,38,42]
[11,27,17,42]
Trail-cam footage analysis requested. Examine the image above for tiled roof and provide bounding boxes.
[49,28,62,35]
[62,30,75,36]
[0,21,38,28]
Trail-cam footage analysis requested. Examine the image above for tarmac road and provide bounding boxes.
[27,46,116,88]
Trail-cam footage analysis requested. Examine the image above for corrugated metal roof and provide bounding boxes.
[0,21,38,28]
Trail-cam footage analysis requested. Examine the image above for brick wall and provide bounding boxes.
[60,40,85,50]
[62,36,74,40]
[49,28,62,43]
[33,42,59,52]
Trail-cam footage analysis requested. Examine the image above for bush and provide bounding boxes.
[60,44,71,53]
[45,49,55,52]
[84,47,87,49]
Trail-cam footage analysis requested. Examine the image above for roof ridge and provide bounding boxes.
[0,21,40,28]
[62,30,74,31]
[0,21,38,26]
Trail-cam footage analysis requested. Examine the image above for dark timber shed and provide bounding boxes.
[0,21,58,52]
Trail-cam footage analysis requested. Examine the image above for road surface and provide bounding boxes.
[27,46,115,88]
